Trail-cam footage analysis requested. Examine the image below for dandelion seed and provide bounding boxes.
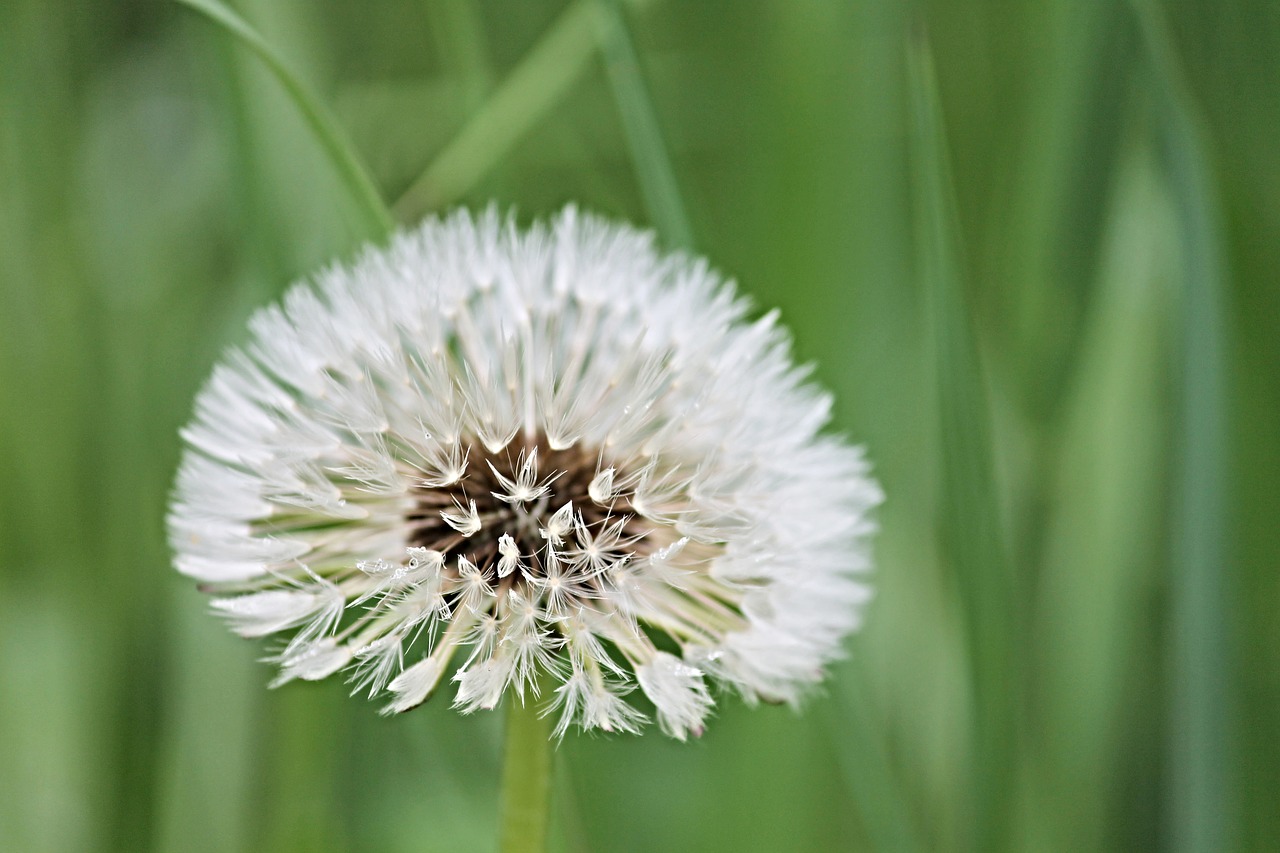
[538,502,576,547]
[496,533,525,579]
[169,207,882,736]
[587,467,616,505]
[488,448,557,505]
[441,498,481,537]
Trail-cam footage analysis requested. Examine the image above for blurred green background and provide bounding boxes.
[1,0,1276,850]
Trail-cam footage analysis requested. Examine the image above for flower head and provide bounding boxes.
[169,207,882,738]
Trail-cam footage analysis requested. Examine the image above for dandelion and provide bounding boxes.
[169,207,882,739]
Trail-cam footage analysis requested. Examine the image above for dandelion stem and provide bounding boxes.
[499,695,553,853]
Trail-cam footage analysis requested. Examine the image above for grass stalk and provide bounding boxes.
[1128,2,1232,850]
[907,29,1016,853]
[592,0,693,248]
[177,0,395,241]
[393,0,604,220]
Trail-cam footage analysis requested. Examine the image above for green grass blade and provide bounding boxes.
[825,670,925,852]
[907,30,1016,853]
[428,0,497,111]
[593,0,693,249]
[1032,147,1174,851]
[153,603,259,853]
[393,0,604,220]
[177,0,394,241]
[1129,2,1232,850]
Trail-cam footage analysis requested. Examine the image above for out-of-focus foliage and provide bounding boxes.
[0,1,1275,851]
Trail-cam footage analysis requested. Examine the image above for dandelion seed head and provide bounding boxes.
[169,207,882,736]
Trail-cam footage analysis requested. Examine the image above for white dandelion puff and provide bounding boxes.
[441,498,482,537]
[539,502,576,547]
[349,633,406,697]
[496,533,525,579]
[456,555,495,614]
[211,579,343,644]
[587,467,616,505]
[168,207,882,737]
[384,655,446,715]
[488,448,557,505]
[636,652,714,740]
[270,638,353,688]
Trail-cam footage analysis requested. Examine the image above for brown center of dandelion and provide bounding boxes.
[406,437,653,593]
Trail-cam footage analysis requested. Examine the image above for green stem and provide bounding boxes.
[499,696,553,853]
